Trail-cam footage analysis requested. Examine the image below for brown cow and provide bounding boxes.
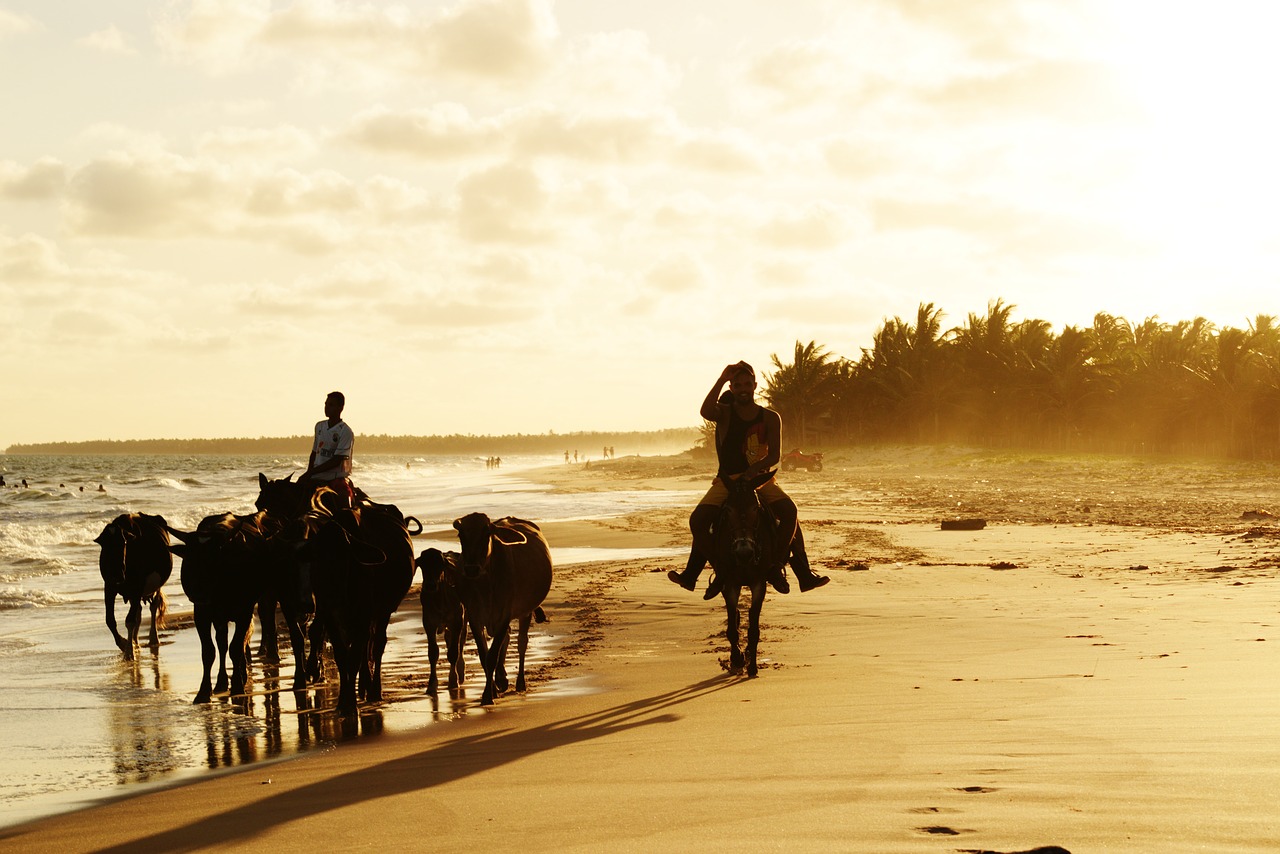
[94,513,172,659]
[451,513,552,706]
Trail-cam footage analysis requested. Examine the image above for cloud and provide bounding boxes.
[454,160,552,244]
[343,103,503,160]
[196,125,319,162]
[756,201,858,250]
[644,253,712,295]
[78,25,138,56]
[157,0,558,84]
[0,8,38,40]
[0,158,67,199]
[0,233,71,283]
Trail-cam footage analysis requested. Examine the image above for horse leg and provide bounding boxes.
[194,607,215,703]
[515,613,533,693]
[746,582,765,677]
[725,586,744,672]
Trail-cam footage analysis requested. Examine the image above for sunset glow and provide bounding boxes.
[2,0,1278,446]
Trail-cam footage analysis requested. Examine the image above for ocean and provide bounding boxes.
[0,453,691,828]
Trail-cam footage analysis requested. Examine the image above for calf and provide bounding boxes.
[94,513,172,659]
[452,513,553,706]
[415,548,471,694]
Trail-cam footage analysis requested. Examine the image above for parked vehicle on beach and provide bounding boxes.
[780,449,824,472]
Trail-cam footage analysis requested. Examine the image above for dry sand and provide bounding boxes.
[3,446,1280,853]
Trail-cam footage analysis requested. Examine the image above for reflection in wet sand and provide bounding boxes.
[109,654,180,786]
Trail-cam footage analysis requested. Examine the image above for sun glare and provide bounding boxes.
[1093,3,1280,270]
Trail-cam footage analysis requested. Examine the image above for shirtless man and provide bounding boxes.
[668,361,829,599]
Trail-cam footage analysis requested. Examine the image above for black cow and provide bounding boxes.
[451,514,552,706]
[94,513,172,659]
[300,505,415,713]
[168,512,307,703]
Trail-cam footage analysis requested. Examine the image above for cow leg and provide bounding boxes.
[493,626,511,693]
[125,599,143,651]
[213,620,231,694]
[515,613,533,693]
[193,607,215,703]
[368,621,389,703]
[481,623,510,706]
[104,587,131,657]
[257,594,280,661]
[746,582,765,677]
[337,641,359,714]
[229,617,251,696]
[278,597,308,691]
[446,611,466,691]
[305,620,325,683]
[423,612,440,694]
[146,590,166,649]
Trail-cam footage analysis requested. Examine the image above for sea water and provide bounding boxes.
[0,453,691,828]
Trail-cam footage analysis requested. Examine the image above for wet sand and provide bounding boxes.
[4,447,1280,852]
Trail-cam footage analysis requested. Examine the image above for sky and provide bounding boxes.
[4,0,1280,447]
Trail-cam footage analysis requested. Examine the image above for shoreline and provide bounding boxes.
[4,449,1280,851]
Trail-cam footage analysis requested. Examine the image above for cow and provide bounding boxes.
[451,513,553,706]
[299,504,416,714]
[94,513,172,659]
[415,548,471,694]
[168,512,308,703]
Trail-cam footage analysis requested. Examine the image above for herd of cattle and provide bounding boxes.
[93,473,553,713]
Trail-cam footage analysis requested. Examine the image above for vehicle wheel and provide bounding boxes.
[809,461,823,472]
[781,461,795,472]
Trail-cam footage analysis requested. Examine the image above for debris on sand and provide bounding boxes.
[941,518,986,531]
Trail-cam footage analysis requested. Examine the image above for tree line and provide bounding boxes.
[760,300,1280,459]
[4,428,700,457]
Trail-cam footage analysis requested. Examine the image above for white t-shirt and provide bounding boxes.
[310,419,354,482]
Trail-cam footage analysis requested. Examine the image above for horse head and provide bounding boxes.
[721,476,766,568]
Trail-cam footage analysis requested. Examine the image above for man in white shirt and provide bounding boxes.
[302,391,355,507]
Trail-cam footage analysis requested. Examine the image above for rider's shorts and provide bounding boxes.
[698,474,789,508]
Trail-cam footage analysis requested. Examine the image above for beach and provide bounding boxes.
[3,447,1280,852]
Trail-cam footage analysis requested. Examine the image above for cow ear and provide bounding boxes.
[452,518,462,531]
[259,473,268,490]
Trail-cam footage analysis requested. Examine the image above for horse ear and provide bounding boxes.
[259,473,268,490]
[285,473,294,483]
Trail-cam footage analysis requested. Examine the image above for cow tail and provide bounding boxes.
[534,606,548,624]
[153,589,169,630]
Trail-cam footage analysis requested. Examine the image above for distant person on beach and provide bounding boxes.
[668,361,829,598]
[301,390,354,508]
[0,475,5,487]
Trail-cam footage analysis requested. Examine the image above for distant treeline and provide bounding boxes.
[761,301,1280,459]
[3,428,701,457]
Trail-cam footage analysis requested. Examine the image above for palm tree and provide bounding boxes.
[762,341,837,447]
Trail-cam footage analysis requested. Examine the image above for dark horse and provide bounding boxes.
[708,476,781,677]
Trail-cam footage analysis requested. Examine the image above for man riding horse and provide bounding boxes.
[668,361,829,599]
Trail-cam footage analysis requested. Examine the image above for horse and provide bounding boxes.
[707,475,781,677]
[94,513,172,659]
